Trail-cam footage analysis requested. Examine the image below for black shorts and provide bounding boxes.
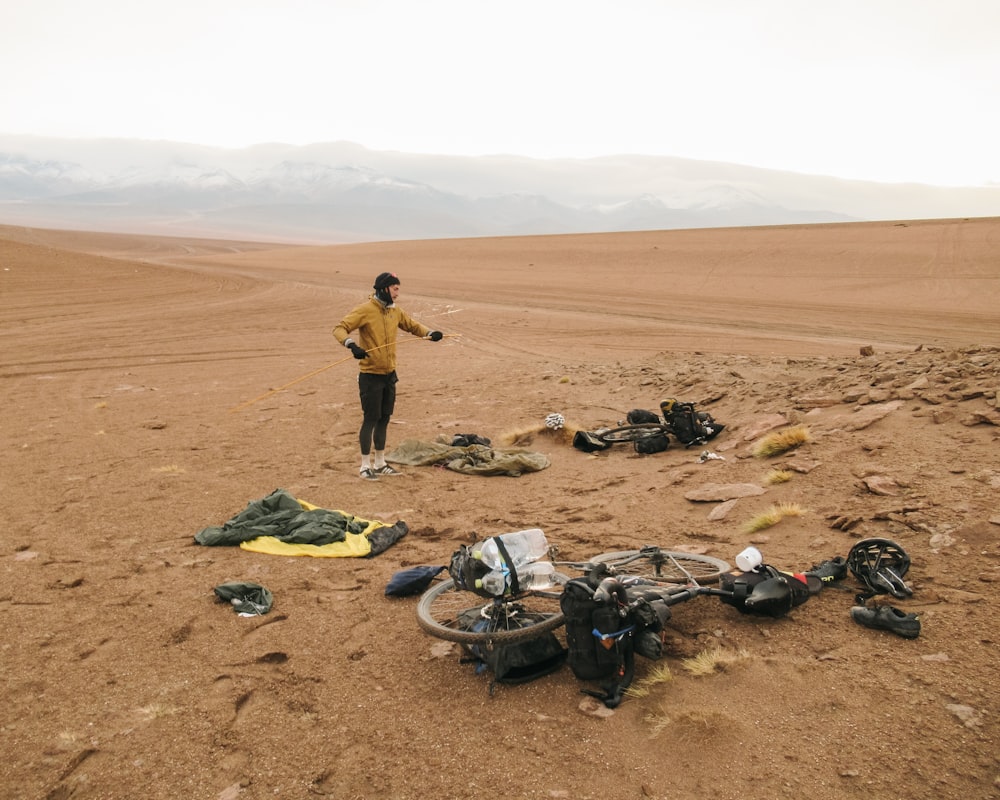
[359,371,398,419]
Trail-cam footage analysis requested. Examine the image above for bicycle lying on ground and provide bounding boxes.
[415,545,731,646]
[577,399,725,452]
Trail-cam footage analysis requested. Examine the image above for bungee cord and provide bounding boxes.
[228,333,461,413]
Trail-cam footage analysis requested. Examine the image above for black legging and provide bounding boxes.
[358,372,398,455]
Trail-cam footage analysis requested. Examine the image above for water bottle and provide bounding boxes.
[515,560,556,590]
[473,528,549,569]
[475,569,507,596]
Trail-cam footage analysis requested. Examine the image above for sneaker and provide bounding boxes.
[359,467,379,481]
[373,464,402,476]
[850,605,920,639]
[806,556,848,583]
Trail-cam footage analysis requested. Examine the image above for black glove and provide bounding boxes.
[428,331,443,342]
[347,341,367,360]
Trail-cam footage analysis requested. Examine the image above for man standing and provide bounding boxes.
[333,272,444,480]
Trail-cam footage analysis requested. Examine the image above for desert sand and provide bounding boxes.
[2,217,999,800]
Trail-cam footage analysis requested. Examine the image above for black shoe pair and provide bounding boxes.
[850,605,920,639]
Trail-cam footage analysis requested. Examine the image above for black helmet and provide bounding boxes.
[847,538,912,599]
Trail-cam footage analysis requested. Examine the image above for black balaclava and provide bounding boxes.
[373,272,400,305]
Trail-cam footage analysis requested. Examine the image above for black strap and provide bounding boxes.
[491,536,520,595]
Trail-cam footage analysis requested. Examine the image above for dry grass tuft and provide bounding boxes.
[137,703,178,720]
[626,663,674,698]
[744,501,805,533]
[56,731,79,750]
[752,424,811,457]
[496,419,582,447]
[682,646,753,677]
[642,703,674,737]
[764,469,793,485]
[152,464,185,475]
[643,704,733,741]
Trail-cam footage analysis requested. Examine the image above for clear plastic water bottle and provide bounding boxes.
[473,528,549,569]
[515,560,556,590]
[475,569,507,596]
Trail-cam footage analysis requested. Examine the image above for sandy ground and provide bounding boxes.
[2,218,999,800]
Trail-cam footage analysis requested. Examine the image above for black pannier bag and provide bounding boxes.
[458,609,567,690]
[634,432,669,454]
[719,565,813,618]
[560,573,651,708]
[660,399,725,447]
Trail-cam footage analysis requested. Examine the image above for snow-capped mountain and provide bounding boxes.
[0,135,997,243]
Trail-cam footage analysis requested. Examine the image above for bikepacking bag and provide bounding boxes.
[633,431,669,454]
[626,408,661,425]
[660,399,725,447]
[719,565,814,618]
[626,408,669,453]
[457,608,567,690]
[572,430,611,453]
[560,575,643,708]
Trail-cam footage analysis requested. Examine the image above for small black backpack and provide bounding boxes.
[661,399,724,447]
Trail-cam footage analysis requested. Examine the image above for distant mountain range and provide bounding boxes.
[1,135,998,243]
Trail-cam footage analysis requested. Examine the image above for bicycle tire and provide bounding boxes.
[598,424,669,444]
[589,548,730,584]
[416,577,567,646]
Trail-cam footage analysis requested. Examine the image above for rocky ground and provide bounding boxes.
[1,219,998,799]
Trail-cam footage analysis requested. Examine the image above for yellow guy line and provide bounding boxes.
[228,333,461,414]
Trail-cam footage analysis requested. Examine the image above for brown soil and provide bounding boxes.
[2,218,999,800]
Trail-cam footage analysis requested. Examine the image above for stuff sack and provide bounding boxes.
[719,565,812,618]
[573,430,611,453]
[560,575,638,708]
[385,565,446,597]
[627,408,661,425]
[627,407,670,453]
[634,431,669,454]
[660,399,725,447]
[458,609,567,690]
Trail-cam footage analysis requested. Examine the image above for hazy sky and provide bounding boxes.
[3,0,998,186]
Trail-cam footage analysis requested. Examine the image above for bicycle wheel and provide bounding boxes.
[598,424,669,444]
[589,547,730,584]
[416,577,567,646]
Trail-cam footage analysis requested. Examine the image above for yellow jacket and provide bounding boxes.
[333,295,430,374]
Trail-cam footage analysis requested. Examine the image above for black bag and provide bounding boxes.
[560,575,638,708]
[660,399,725,447]
[719,565,812,618]
[573,430,611,452]
[452,433,492,447]
[458,609,567,690]
[634,432,670,454]
[626,408,661,424]
[448,545,493,597]
[384,565,445,597]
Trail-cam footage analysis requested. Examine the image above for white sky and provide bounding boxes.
[2,0,998,186]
